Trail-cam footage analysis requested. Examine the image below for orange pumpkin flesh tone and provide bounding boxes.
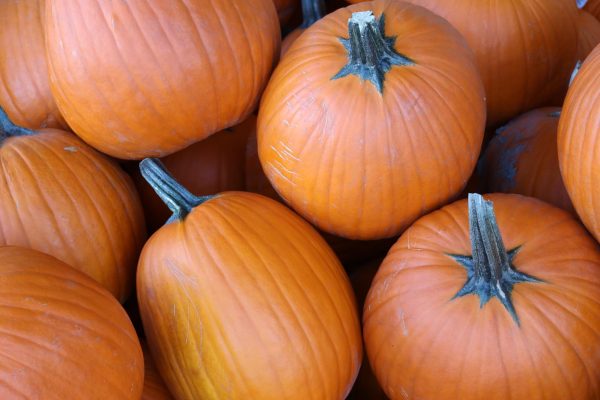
[45,0,280,159]
[134,117,252,233]
[578,10,600,61]
[259,2,485,240]
[0,0,65,130]
[142,343,174,400]
[281,0,326,57]
[559,45,600,242]
[137,159,362,399]
[0,246,144,399]
[399,0,578,127]
[364,193,600,399]
[0,108,146,302]
[481,108,574,213]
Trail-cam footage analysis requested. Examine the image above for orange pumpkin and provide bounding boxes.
[586,0,600,20]
[135,117,252,232]
[45,0,280,159]
[558,45,600,241]
[0,0,65,129]
[281,0,326,57]
[364,193,600,399]
[578,11,600,61]
[137,159,362,399]
[274,0,299,24]
[0,246,144,399]
[258,1,485,240]
[482,107,574,213]
[400,0,578,127]
[142,343,174,400]
[0,108,146,302]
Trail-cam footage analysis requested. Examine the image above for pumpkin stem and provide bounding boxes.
[300,0,325,28]
[332,11,413,93]
[139,158,212,223]
[0,107,35,143]
[449,194,543,326]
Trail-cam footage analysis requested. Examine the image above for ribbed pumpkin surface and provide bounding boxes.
[142,343,174,400]
[0,246,144,399]
[578,11,600,61]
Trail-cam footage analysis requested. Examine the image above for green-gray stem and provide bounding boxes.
[0,107,35,143]
[300,0,325,28]
[139,158,212,223]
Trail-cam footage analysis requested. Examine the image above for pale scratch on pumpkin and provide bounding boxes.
[398,308,409,336]
[400,387,409,399]
[63,146,78,152]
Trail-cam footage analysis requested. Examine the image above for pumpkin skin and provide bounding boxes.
[0,110,146,302]
[586,0,600,20]
[45,0,280,159]
[363,193,600,399]
[142,343,174,400]
[400,0,578,127]
[482,108,574,213]
[274,0,298,24]
[135,117,252,232]
[578,11,600,61]
[258,1,485,240]
[137,160,362,400]
[0,246,144,399]
[558,45,600,242]
[0,0,65,130]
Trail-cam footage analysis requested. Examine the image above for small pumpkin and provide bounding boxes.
[400,0,579,127]
[578,10,600,61]
[258,1,485,240]
[135,117,252,233]
[137,159,362,399]
[0,108,146,302]
[481,107,574,213]
[364,193,600,399]
[142,343,174,400]
[0,0,65,129]
[45,0,280,159]
[0,246,144,399]
[558,45,600,241]
[281,0,326,56]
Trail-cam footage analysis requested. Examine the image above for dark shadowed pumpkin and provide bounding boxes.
[0,0,65,129]
[142,342,174,400]
[258,1,485,240]
[281,0,326,57]
[482,107,574,213]
[134,117,252,233]
[0,108,146,302]
[578,11,600,61]
[45,0,280,159]
[137,159,362,399]
[364,193,600,399]
[274,0,299,24]
[0,246,144,399]
[400,0,579,127]
[586,0,600,20]
[558,45,600,241]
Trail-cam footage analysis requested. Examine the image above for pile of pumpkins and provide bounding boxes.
[1,0,600,399]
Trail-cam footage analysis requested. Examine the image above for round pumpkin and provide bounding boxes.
[0,246,144,399]
[578,11,600,61]
[364,193,600,399]
[400,0,578,127]
[0,0,65,130]
[142,343,174,400]
[135,117,252,233]
[137,159,362,400]
[45,0,280,159]
[258,1,485,240]
[281,0,326,57]
[558,45,600,241]
[0,108,146,302]
[586,0,600,20]
[482,107,574,213]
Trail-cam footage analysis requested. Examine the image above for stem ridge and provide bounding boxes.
[300,0,325,28]
[0,107,35,143]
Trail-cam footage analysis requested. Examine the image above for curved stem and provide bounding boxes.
[0,107,35,143]
[139,158,212,223]
[300,0,325,28]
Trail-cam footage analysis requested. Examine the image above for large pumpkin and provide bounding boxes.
[400,0,578,127]
[135,117,252,232]
[142,343,174,400]
[137,159,362,400]
[258,1,485,240]
[578,11,600,61]
[45,0,280,159]
[0,246,144,399]
[482,107,574,213]
[364,193,600,399]
[558,45,600,241]
[0,108,146,302]
[0,0,65,129]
